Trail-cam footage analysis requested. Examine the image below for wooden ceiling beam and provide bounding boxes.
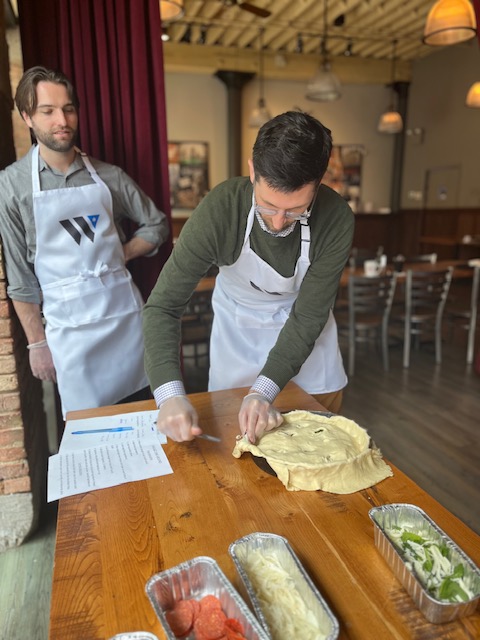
[163,42,413,84]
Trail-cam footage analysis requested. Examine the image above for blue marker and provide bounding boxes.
[72,426,134,435]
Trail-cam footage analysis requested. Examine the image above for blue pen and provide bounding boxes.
[71,426,134,435]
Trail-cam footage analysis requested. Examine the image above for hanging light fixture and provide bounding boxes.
[423,0,477,46]
[466,81,480,107]
[378,40,403,134]
[160,0,184,23]
[305,0,341,101]
[249,28,272,128]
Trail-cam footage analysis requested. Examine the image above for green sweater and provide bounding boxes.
[143,177,354,392]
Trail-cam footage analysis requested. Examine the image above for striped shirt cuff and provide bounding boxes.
[249,376,280,404]
[153,380,187,407]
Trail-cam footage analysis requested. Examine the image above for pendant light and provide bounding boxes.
[378,40,403,134]
[466,82,480,107]
[249,28,272,128]
[160,0,184,23]
[305,0,341,102]
[423,0,477,46]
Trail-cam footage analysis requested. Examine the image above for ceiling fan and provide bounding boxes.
[221,0,271,19]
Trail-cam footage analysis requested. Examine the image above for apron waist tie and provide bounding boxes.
[79,260,110,279]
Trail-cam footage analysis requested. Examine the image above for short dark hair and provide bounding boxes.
[252,111,333,191]
[15,66,80,118]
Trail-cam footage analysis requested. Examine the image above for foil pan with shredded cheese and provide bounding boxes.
[229,532,339,640]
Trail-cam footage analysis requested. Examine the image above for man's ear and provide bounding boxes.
[247,158,255,184]
[22,111,33,127]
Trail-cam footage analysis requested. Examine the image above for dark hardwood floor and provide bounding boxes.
[0,337,478,640]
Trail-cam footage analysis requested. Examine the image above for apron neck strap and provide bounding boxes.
[300,219,310,259]
[79,153,103,186]
[31,145,41,193]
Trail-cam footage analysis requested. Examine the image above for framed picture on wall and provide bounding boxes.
[323,145,364,212]
[168,141,210,209]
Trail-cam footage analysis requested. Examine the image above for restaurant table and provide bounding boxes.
[420,236,480,261]
[195,261,472,294]
[339,259,475,288]
[49,383,480,640]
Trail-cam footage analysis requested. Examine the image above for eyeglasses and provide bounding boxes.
[253,186,318,221]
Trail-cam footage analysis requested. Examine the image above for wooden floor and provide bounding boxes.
[0,339,479,640]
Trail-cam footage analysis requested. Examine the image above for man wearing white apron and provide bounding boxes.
[143,112,354,443]
[0,67,168,417]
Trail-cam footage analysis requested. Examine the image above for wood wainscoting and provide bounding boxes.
[352,208,480,260]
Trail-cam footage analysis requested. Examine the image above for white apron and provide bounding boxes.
[209,199,346,394]
[32,145,147,416]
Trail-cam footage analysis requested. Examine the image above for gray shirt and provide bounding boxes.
[0,146,169,303]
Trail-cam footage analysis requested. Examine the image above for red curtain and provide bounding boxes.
[17,0,172,301]
[475,0,480,46]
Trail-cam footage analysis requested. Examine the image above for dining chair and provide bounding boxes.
[181,290,213,367]
[345,273,397,376]
[402,267,453,368]
[445,263,479,364]
[348,247,382,269]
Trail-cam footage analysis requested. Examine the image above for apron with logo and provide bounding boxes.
[32,145,147,416]
[209,198,346,394]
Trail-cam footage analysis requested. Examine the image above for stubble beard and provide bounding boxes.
[32,125,78,153]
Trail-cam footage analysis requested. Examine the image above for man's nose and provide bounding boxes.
[55,109,68,126]
[271,211,288,229]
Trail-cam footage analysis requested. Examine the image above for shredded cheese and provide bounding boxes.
[241,549,330,640]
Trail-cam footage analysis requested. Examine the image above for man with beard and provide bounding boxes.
[0,66,169,417]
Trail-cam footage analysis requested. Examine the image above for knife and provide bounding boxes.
[196,433,221,442]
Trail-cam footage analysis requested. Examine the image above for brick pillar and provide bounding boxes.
[0,243,49,552]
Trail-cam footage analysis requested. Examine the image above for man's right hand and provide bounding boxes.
[156,395,201,442]
[29,344,57,382]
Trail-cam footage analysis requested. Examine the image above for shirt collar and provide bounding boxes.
[37,147,85,178]
[254,209,298,238]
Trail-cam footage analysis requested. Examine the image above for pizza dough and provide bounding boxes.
[232,410,393,493]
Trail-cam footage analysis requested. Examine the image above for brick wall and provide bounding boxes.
[0,241,49,552]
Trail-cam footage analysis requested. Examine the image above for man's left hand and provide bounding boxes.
[238,392,283,444]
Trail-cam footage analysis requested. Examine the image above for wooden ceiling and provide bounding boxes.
[161,0,454,83]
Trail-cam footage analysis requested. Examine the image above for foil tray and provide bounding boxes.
[229,532,339,640]
[369,503,480,624]
[145,555,269,640]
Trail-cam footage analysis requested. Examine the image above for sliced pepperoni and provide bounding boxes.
[224,630,246,640]
[225,618,245,634]
[199,594,222,612]
[195,631,228,640]
[194,607,227,639]
[165,598,194,637]
[190,597,202,619]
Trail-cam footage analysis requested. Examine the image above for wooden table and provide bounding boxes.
[420,236,480,261]
[49,383,480,640]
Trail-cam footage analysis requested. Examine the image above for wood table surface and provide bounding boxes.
[49,383,480,640]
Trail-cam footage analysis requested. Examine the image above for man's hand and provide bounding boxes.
[156,395,201,442]
[123,237,156,263]
[29,344,57,382]
[238,393,283,444]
